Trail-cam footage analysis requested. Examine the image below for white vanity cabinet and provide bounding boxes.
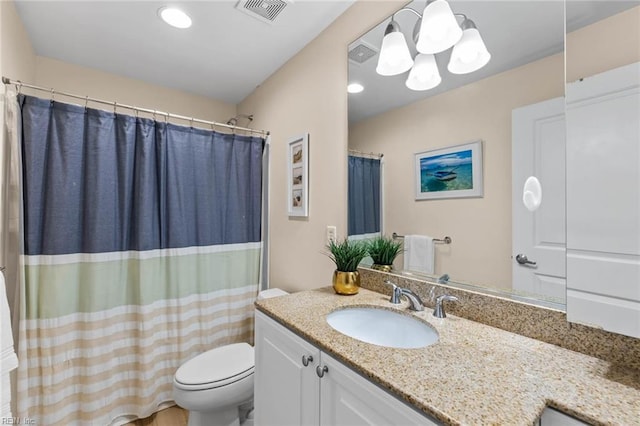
[254,310,437,426]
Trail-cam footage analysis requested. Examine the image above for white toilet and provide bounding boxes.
[172,288,288,426]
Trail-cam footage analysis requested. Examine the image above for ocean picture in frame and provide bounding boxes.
[415,140,483,200]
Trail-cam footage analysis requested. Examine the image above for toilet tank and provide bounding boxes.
[257,288,288,300]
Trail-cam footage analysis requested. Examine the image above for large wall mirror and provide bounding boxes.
[347,0,639,309]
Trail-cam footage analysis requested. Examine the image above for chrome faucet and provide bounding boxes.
[433,294,458,318]
[384,280,425,311]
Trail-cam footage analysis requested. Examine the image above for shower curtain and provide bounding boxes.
[9,93,265,425]
[348,155,381,238]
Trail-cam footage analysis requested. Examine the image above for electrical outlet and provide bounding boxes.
[326,226,337,245]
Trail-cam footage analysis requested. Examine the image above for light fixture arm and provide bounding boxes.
[392,7,423,20]
[387,6,422,40]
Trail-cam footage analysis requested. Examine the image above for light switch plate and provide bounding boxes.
[326,226,337,245]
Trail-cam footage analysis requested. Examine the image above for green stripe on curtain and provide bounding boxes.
[24,246,261,319]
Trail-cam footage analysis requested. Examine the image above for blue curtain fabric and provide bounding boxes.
[348,155,381,236]
[20,95,264,255]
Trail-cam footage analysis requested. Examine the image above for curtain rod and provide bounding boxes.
[348,149,383,159]
[2,76,270,137]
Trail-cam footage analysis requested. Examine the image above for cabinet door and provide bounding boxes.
[319,352,438,426]
[566,61,640,338]
[254,311,320,426]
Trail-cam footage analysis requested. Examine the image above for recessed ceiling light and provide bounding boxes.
[347,83,364,94]
[159,7,192,29]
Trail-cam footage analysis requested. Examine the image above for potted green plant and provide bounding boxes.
[366,235,403,272]
[325,238,369,295]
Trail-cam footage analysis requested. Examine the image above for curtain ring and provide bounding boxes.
[113,101,117,114]
[84,95,89,108]
[164,112,168,124]
[152,110,157,121]
[190,117,194,128]
[17,81,22,95]
[50,88,55,101]
[135,108,139,118]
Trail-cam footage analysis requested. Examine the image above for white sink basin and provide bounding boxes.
[326,307,438,349]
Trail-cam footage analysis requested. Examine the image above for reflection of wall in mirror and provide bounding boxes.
[349,6,640,292]
[566,7,640,82]
[350,51,564,292]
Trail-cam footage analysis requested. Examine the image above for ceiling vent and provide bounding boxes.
[235,0,291,24]
[348,41,378,65]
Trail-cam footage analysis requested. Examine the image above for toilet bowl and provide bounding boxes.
[172,288,288,426]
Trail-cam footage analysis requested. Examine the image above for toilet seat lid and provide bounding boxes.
[175,343,254,389]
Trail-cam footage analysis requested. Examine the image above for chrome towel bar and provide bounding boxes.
[392,232,451,244]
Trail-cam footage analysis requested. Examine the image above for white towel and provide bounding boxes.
[404,235,434,274]
[1,271,18,419]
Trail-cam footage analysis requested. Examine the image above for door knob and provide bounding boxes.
[515,254,537,266]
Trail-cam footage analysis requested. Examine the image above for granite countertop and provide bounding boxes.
[255,287,640,426]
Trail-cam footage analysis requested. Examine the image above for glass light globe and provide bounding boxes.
[416,0,462,54]
[376,31,414,76]
[406,54,442,91]
[448,27,491,74]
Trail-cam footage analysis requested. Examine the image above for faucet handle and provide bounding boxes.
[384,280,402,304]
[428,286,437,303]
[433,294,458,318]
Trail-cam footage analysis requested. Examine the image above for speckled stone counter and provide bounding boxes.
[255,287,640,426]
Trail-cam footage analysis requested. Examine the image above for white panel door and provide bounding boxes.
[566,61,640,338]
[319,352,436,426]
[512,97,566,302]
[254,311,320,426]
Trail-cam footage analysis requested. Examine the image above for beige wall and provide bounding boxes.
[350,54,564,291]
[0,1,36,84]
[566,6,640,82]
[34,57,236,123]
[239,1,407,292]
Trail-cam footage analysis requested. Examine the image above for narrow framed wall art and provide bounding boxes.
[287,133,309,217]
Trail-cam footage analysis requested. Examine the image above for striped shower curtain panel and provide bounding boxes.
[14,95,265,425]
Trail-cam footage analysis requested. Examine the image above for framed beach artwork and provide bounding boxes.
[287,133,309,217]
[414,140,483,200]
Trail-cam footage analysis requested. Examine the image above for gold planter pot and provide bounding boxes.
[332,270,360,295]
[371,264,393,273]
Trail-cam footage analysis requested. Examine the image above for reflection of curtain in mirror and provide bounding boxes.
[348,155,381,237]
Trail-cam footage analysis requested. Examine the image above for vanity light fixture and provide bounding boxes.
[375,20,414,76]
[159,7,192,29]
[415,0,462,54]
[375,1,490,91]
[406,53,441,91]
[347,83,365,94]
[447,18,491,74]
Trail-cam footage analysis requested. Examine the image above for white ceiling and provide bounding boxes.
[348,0,639,123]
[13,0,638,118]
[14,0,355,105]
